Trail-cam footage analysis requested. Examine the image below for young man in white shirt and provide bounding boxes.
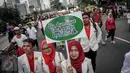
[27,23,39,50]
[18,38,41,73]
[80,12,102,72]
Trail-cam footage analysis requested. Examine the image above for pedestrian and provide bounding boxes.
[19,24,27,35]
[112,8,117,20]
[18,38,42,73]
[38,16,44,35]
[27,23,39,50]
[37,40,65,73]
[8,23,15,43]
[105,13,116,44]
[94,9,102,27]
[93,9,105,44]
[119,7,124,19]
[61,40,94,73]
[79,12,102,72]
[10,27,27,56]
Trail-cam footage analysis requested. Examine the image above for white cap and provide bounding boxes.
[14,27,20,30]
[19,24,22,27]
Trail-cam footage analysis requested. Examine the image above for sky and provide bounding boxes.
[0,0,4,6]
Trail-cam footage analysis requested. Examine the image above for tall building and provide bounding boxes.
[28,0,38,12]
[6,0,17,7]
[43,0,51,9]
[28,0,49,12]
[6,0,30,15]
[60,0,68,6]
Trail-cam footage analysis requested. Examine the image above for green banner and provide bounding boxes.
[45,15,83,41]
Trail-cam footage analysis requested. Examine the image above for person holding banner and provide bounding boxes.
[61,40,94,73]
[37,40,65,73]
[18,38,42,73]
[79,12,102,72]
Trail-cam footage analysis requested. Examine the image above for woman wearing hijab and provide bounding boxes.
[37,40,65,73]
[61,40,94,73]
[105,13,116,44]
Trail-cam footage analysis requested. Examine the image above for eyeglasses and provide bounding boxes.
[42,46,50,50]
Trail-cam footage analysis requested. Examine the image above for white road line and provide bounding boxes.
[2,44,9,50]
[115,36,130,44]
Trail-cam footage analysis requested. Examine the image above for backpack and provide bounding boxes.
[91,15,97,31]
[91,21,98,37]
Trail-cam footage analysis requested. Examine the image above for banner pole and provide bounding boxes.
[65,40,71,67]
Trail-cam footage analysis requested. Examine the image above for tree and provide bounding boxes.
[81,0,96,6]
[0,7,21,25]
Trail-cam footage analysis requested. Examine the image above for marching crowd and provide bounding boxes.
[5,6,129,73]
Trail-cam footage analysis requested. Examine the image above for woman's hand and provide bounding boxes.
[67,66,73,73]
[56,66,62,73]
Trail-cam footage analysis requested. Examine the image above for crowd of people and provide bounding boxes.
[5,5,129,73]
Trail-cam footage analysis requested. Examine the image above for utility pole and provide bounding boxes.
[4,0,7,8]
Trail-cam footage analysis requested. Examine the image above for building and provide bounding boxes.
[43,0,51,9]
[28,0,50,12]
[60,0,68,6]
[28,0,39,11]
[6,0,30,15]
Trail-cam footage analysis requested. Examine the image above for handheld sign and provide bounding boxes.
[43,11,86,43]
[43,11,86,66]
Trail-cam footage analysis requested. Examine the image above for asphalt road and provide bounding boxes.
[96,15,130,73]
[0,35,9,50]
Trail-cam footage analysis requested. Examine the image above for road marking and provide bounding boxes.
[2,44,9,51]
[115,36,130,44]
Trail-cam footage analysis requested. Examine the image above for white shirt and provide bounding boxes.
[38,20,43,29]
[78,22,102,52]
[121,51,130,73]
[27,27,37,40]
[18,51,42,73]
[37,52,65,73]
[61,58,94,73]
[12,34,27,48]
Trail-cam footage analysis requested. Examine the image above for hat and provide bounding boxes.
[19,24,22,27]
[14,27,20,30]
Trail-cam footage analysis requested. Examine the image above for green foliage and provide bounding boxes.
[81,0,96,5]
[0,7,21,25]
[80,2,88,9]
